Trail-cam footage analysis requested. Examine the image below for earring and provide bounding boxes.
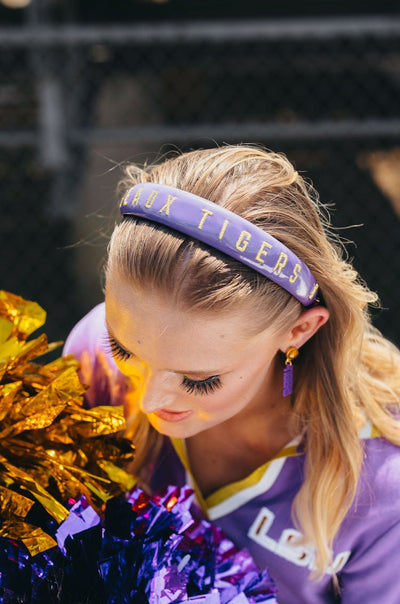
[282,346,299,397]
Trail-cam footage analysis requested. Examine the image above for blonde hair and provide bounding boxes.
[106,145,400,577]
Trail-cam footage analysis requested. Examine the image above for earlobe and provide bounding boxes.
[283,306,330,351]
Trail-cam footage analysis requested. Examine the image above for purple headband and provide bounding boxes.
[120,183,319,306]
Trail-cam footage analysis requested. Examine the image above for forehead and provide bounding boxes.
[106,277,253,342]
[105,276,279,372]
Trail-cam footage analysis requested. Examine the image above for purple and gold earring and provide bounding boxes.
[282,347,299,397]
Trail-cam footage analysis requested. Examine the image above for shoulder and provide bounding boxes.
[358,433,400,505]
[335,432,400,548]
[337,436,400,602]
[340,432,400,539]
[63,303,107,359]
[63,303,125,407]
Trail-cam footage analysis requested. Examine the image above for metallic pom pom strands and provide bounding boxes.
[0,290,135,556]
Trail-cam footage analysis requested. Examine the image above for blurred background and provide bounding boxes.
[1,0,399,346]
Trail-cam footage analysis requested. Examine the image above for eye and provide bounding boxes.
[181,375,222,396]
[106,335,131,362]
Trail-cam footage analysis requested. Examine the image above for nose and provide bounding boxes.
[140,370,178,414]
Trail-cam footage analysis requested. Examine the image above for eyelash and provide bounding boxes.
[106,336,222,396]
[106,336,131,362]
[181,375,222,396]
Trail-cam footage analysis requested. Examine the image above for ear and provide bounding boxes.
[280,306,330,352]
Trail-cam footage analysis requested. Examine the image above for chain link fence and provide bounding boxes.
[1,16,399,345]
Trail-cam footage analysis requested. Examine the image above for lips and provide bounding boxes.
[153,409,193,422]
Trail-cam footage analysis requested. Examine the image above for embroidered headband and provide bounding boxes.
[120,183,319,306]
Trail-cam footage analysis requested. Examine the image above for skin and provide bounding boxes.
[105,274,329,494]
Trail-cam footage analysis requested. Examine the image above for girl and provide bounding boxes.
[65,145,400,603]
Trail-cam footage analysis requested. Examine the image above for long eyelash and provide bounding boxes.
[182,375,222,396]
[103,334,131,362]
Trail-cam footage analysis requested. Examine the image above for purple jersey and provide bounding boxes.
[64,303,400,604]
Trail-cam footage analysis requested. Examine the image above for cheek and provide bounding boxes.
[195,374,253,416]
[229,373,259,405]
[221,362,271,406]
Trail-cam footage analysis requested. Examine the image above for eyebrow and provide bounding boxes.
[106,326,225,377]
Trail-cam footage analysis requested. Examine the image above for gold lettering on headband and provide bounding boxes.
[198,209,213,229]
[236,230,251,252]
[130,187,143,207]
[255,241,272,264]
[218,219,229,240]
[145,190,159,209]
[308,283,319,300]
[273,252,288,275]
[289,264,302,283]
[120,189,131,207]
[159,194,177,215]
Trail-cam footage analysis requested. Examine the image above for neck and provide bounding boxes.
[186,366,296,497]
[208,392,294,456]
